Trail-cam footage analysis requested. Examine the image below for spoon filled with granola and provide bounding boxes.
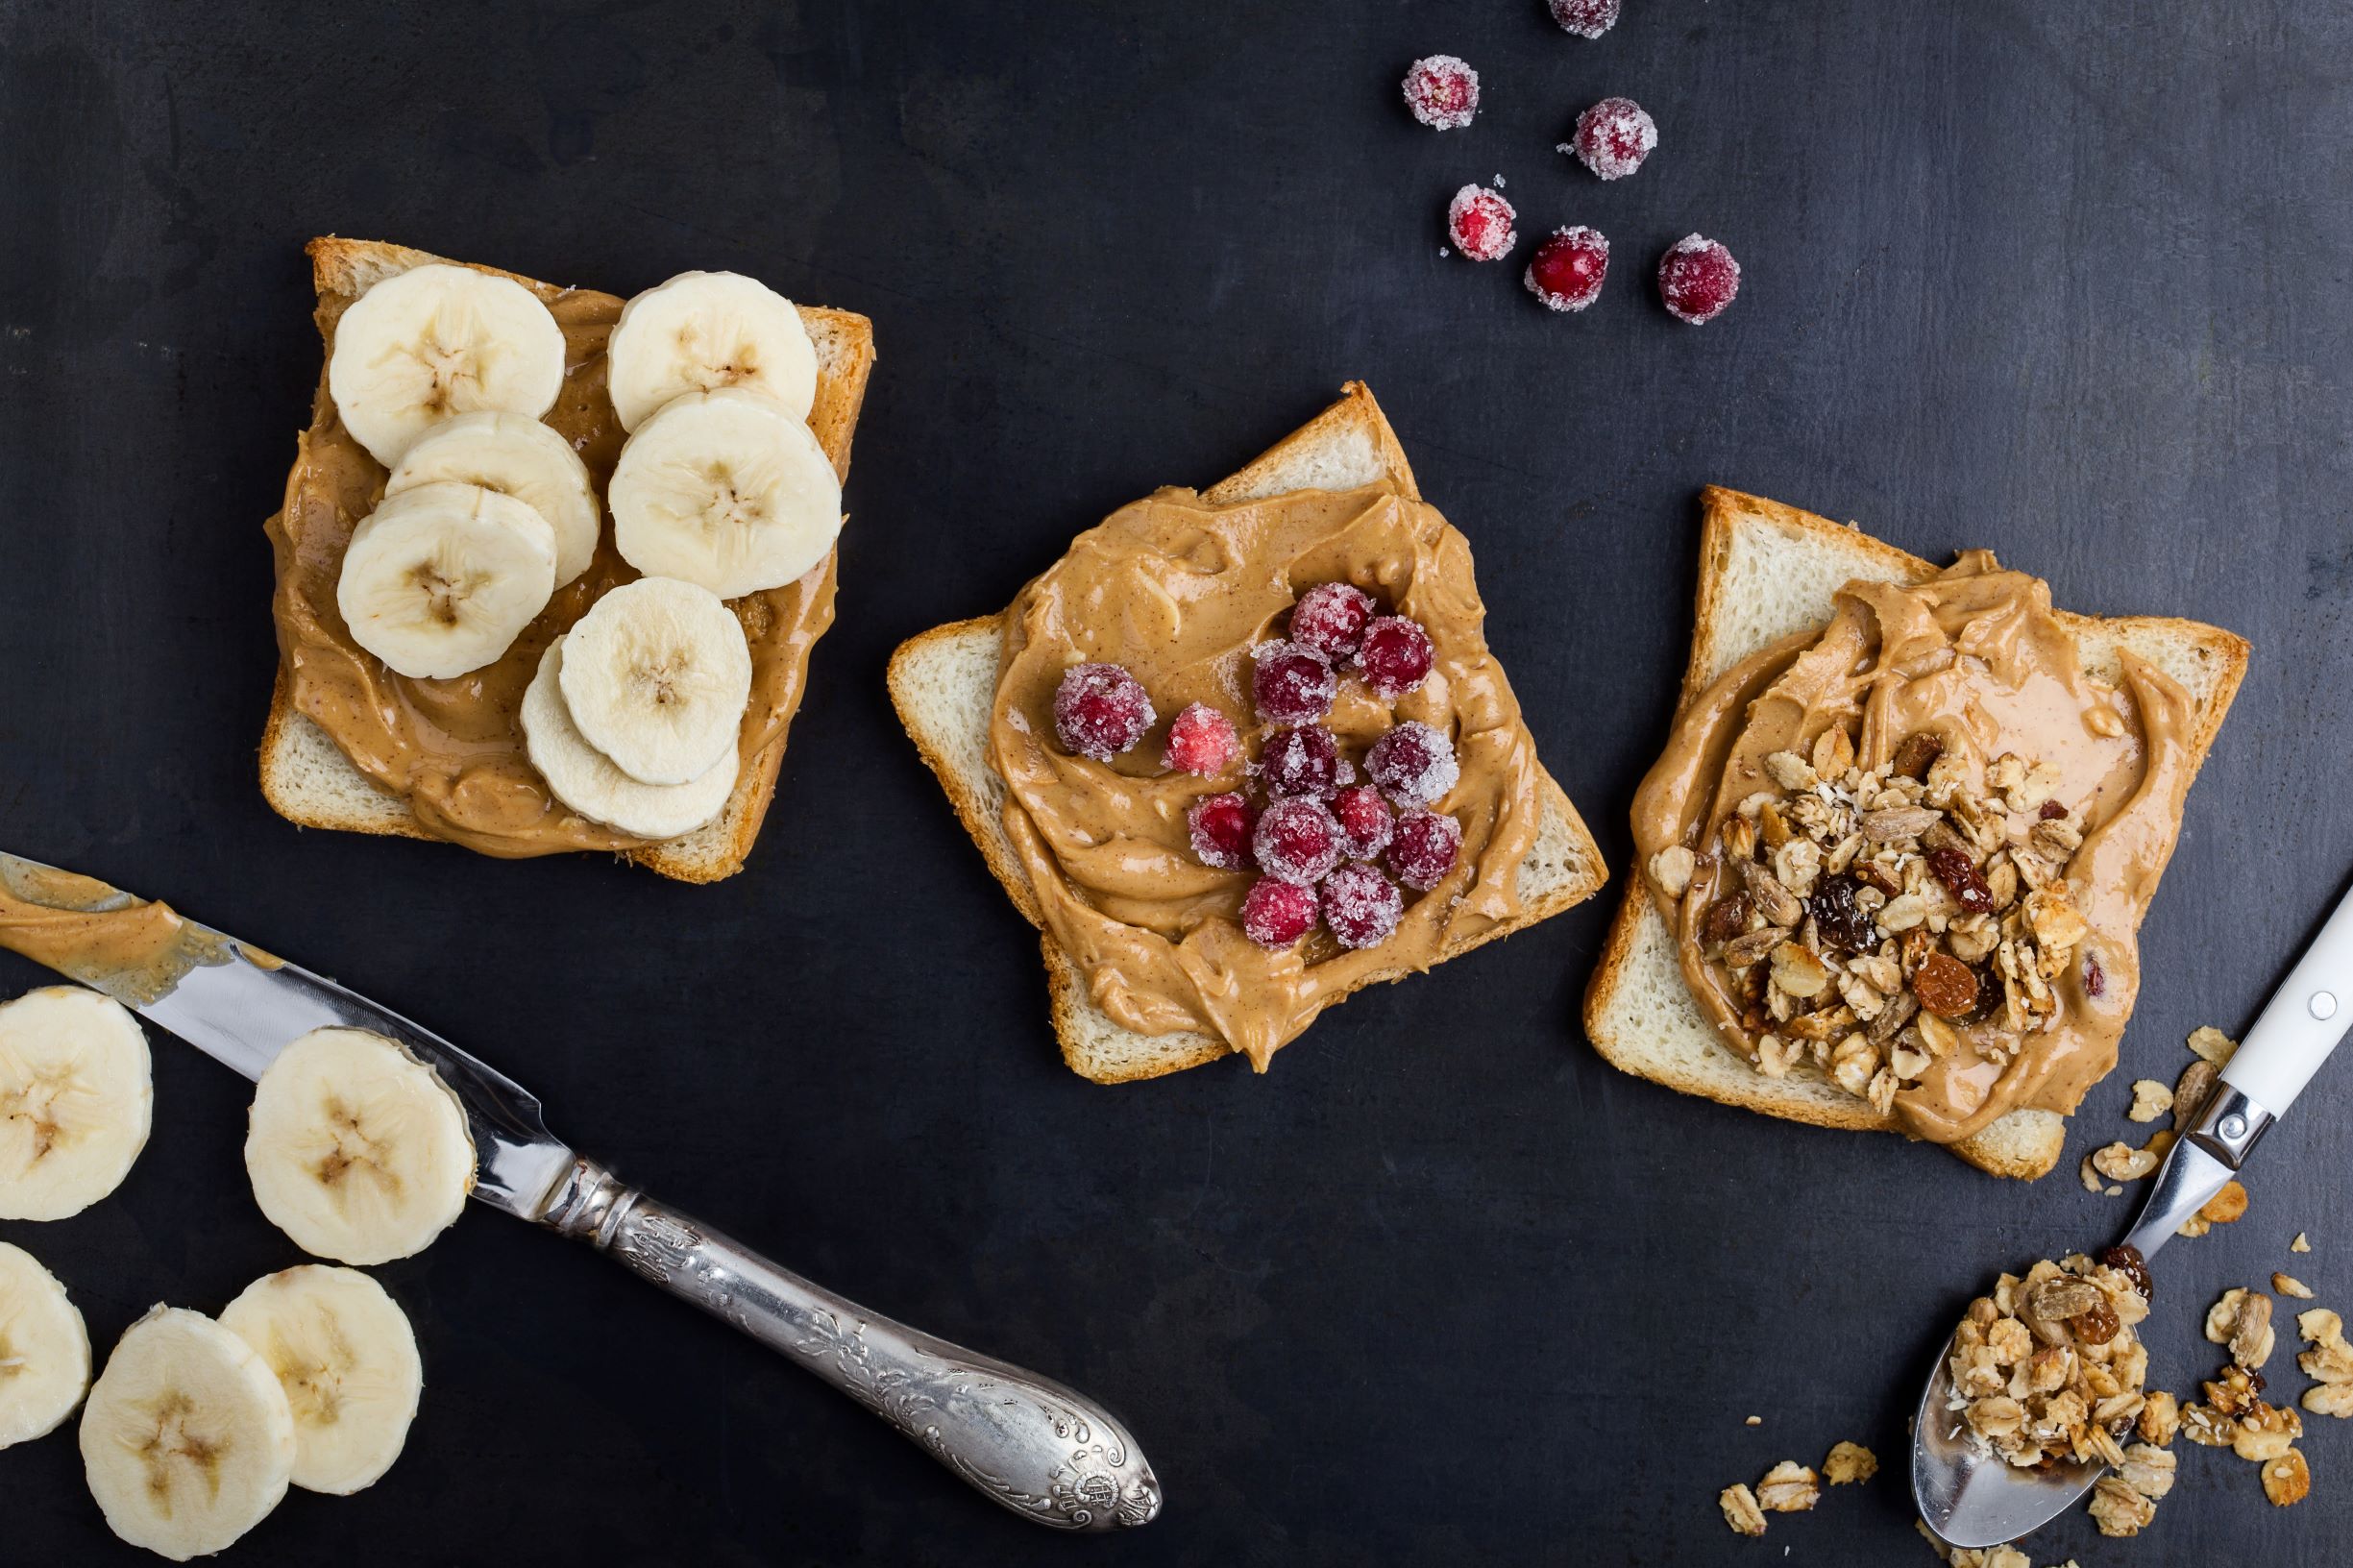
[1913,875,2353,1551]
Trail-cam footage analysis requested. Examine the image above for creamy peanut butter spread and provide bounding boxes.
[264,279,839,858]
[1631,553,2197,1143]
[0,862,240,1006]
[992,479,1543,1070]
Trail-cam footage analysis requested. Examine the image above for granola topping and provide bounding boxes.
[1945,1251,2153,1471]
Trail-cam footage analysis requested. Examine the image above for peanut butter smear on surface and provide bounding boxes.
[991,479,1544,1071]
[1630,553,2198,1143]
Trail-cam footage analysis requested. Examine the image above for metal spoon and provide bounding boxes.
[1913,876,2353,1551]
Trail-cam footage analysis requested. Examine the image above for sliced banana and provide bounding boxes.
[0,987,152,1221]
[556,576,752,785]
[0,1241,89,1448]
[220,1266,421,1496]
[244,1027,475,1267]
[608,386,844,599]
[80,1306,295,1561]
[386,410,601,587]
[336,480,557,680]
[327,261,567,468]
[522,637,740,839]
[606,269,817,431]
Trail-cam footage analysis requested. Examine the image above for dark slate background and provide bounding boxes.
[3,1,2349,1562]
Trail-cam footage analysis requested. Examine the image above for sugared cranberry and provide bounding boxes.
[1447,184,1516,262]
[1658,233,1741,325]
[1253,796,1343,885]
[1357,616,1434,698]
[1320,862,1404,949]
[1387,810,1463,891]
[1052,662,1155,760]
[1525,227,1609,313]
[1251,640,1337,723]
[1401,55,1480,131]
[1548,0,1620,37]
[1332,785,1396,860]
[1163,702,1240,777]
[1365,721,1458,807]
[1188,792,1257,870]
[1567,97,1655,181]
[1259,725,1347,799]
[1241,876,1318,949]
[1289,581,1377,661]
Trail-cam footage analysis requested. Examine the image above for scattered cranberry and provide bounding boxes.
[1401,55,1480,131]
[1547,0,1620,38]
[1657,233,1741,325]
[1567,97,1655,181]
[1052,662,1155,760]
[1260,724,1347,798]
[1253,796,1344,885]
[1447,184,1516,261]
[1387,810,1463,891]
[1332,785,1397,860]
[1241,876,1318,949]
[1525,227,1609,313]
[1357,615,1434,698]
[2085,954,2108,998]
[2040,798,2070,821]
[1365,720,1459,808]
[1188,792,1258,870]
[1163,702,1240,777]
[1289,581,1377,661]
[1321,862,1404,949]
[1251,640,1337,724]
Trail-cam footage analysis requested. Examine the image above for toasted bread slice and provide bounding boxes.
[1582,487,2249,1178]
[257,236,876,883]
[888,384,1608,1082]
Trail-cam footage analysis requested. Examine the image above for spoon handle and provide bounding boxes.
[2220,876,2353,1116]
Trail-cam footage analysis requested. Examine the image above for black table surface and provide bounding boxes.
[5,2,2351,1562]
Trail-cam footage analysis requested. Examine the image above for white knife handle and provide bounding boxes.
[539,1158,1161,1531]
[2220,877,2353,1116]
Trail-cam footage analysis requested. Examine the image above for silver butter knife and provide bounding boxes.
[0,850,1162,1532]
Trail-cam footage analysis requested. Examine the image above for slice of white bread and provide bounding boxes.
[887,383,1609,1083]
[257,236,876,884]
[1582,487,2250,1178]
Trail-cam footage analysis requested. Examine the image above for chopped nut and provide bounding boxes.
[2116,1441,2176,1500]
[1861,805,1940,844]
[2172,1059,2219,1131]
[1754,1459,1819,1513]
[1810,724,1855,781]
[1723,925,1791,968]
[2087,704,2126,738]
[2292,1231,2312,1253]
[2079,1155,2106,1193]
[2091,1141,2159,1183]
[2274,1272,2315,1300]
[2138,1389,2180,1446]
[1739,860,1805,926]
[1822,1440,1875,1484]
[2205,1287,2248,1343]
[2262,1448,2311,1506]
[2088,1475,2155,1536]
[2215,1289,2277,1369]
[2125,1079,2172,1123]
[2187,1024,2238,1066]
[1718,1482,1766,1536]
[1648,845,1695,899]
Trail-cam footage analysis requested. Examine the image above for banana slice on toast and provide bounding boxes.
[606,269,817,430]
[386,410,601,588]
[336,480,557,679]
[609,386,842,599]
[523,636,740,838]
[327,261,566,468]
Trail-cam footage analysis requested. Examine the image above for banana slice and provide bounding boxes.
[606,269,817,431]
[336,480,558,679]
[219,1266,421,1496]
[522,637,740,838]
[327,261,567,467]
[0,1240,90,1448]
[556,576,752,785]
[244,1027,475,1266]
[0,987,152,1221]
[608,386,843,599]
[80,1306,295,1561]
[385,410,601,588]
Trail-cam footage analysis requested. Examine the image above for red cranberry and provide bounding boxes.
[1052,662,1155,759]
[1658,233,1740,325]
[1332,785,1396,860]
[1387,810,1463,891]
[1548,0,1620,37]
[1357,616,1434,698]
[1259,725,1347,798]
[1289,581,1377,661]
[2085,954,2107,998]
[1253,796,1343,885]
[1525,227,1609,313]
[1188,792,1257,870]
[1241,876,1318,949]
[1447,184,1516,261]
[1163,702,1240,776]
[1251,640,1337,723]
[1320,862,1404,949]
[1365,720,1458,807]
[1567,97,1654,181]
[1401,55,1479,131]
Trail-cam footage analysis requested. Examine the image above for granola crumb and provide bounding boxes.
[1823,1440,1877,1484]
[1744,1414,1761,1426]
[1755,1459,1820,1513]
[2078,1155,2104,1192]
[2263,1448,2311,1506]
[2297,1307,2353,1417]
[2138,1389,2180,1446]
[2105,1185,2123,1197]
[2187,1024,2238,1065]
[2091,1139,2158,1182]
[2275,1272,2316,1299]
[1720,1482,1766,1536]
[1946,1252,2152,1471]
[2126,1078,2172,1122]
[2293,1231,2313,1253]
[2088,1474,2155,1536]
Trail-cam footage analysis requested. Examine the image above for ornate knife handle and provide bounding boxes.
[540,1158,1160,1531]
